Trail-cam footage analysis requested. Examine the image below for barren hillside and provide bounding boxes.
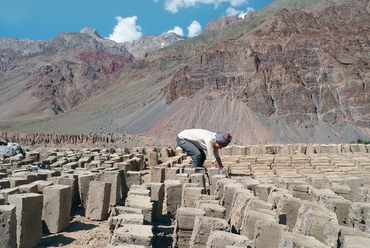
[0,0,369,148]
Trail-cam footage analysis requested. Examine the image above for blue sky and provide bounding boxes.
[0,0,274,42]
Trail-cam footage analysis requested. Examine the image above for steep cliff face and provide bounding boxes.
[165,1,370,134]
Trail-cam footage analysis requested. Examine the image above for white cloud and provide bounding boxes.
[164,0,249,13]
[226,6,254,18]
[229,0,248,6]
[187,20,202,37]
[167,26,184,36]
[106,16,143,42]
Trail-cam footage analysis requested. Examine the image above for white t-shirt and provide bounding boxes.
[177,129,220,162]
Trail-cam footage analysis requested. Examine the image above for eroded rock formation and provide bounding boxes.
[165,1,370,130]
[0,132,131,146]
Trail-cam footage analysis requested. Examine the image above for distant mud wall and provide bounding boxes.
[0,132,132,147]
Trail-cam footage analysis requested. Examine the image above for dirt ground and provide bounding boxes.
[35,169,174,248]
[35,207,174,248]
[36,207,111,248]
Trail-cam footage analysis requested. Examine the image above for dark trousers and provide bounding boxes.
[176,137,206,168]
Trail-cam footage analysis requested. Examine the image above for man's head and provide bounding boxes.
[215,132,232,148]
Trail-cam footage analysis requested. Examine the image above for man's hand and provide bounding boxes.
[213,158,222,169]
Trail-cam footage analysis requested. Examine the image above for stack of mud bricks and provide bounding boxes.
[0,147,148,247]
[108,186,153,247]
[0,188,70,248]
[1,143,370,247]
[168,143,370,247]
[107,182,165,246]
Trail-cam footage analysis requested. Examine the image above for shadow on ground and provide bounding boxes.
[37,235,76,247]
[152,213,175,248]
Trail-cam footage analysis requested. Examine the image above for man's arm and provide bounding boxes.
[213,157,223,169]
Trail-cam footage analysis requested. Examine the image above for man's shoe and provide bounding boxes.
[219,167,226,175]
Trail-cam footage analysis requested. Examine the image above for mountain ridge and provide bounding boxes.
[1,0,369,148]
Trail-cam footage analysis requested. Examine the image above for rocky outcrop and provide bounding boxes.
[165,1,370,130]
[77,50,133,74]
[205,16,243,32]
[122,33,185,59]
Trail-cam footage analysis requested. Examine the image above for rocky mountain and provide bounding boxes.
[0,29,183,119]
[0,0,369,148]
[122,32,185,59]
[80,27,186,59]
